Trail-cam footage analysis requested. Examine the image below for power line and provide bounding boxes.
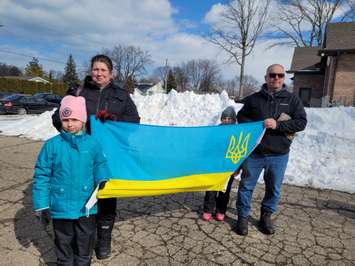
[0,48,65,64]
[0,48,87,71]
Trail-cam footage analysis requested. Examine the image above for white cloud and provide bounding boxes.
[204,3,226,25]
[0,0,178,69]
[0,0,177,47]
[149,33,221,65]
[0,0,295,83]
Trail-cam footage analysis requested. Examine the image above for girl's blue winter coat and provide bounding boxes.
[32,130,110,219]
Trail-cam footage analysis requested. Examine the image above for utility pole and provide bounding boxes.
[164,58,168,93]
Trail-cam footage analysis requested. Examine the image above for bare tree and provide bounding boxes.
[103,44,153,87]
[271,0,353,47]
[219,74,260,97]
[48,70,64,81]
[182,59,221,93]
[198,60,222,93]
[207,0,270,98]
[153,66,169,83]
[217,78,238,96]
[240,75,260,96]
[185,60,203,90]
[342,0,355,20]
[153,63,170,92]
[172,66,189,92]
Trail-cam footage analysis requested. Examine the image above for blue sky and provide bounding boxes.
[0,0,295,81]
[170,0,227,34]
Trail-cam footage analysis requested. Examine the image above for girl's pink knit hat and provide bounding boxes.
[59,95,87,123]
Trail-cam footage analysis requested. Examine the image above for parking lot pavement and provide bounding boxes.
[0,135,354,265]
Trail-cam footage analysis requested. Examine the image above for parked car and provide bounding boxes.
[0,94,59,115]
[0,92,16,100]
[33,92,63,104]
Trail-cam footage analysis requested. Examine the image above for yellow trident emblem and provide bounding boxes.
[225,132,250,164]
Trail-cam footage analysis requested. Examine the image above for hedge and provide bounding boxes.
[0,77,67,96]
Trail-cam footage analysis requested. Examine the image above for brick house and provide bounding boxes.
[287,22,355,107]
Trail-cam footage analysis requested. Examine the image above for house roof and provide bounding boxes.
[0,76,50,83]
[27,77,50,83]
[319,48,355,56]
[287,47,322,73]
[135,82,156,92]
[324,22,355,49]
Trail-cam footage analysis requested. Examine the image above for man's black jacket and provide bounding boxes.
[52,76,140,133]
[237,84,307,155]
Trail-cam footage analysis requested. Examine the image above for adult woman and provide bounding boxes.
[52,54,140,260]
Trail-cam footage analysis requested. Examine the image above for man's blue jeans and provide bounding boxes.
[236,153,289,218]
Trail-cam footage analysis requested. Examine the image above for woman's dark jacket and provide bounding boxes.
[52,76,140,133]
[237,84,307,155]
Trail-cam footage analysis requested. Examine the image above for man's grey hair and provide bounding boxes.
[266,64,285,75]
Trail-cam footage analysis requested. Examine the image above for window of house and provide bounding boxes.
[299,88,312,107]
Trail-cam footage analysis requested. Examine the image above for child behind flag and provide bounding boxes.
[32,95,110,265]
[202,106,239,222]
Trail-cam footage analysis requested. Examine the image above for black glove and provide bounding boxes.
[99,181,107,190]
[35,209,51,226]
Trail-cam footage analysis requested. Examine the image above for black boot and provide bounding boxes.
[258,210,274,235]
[95,219,114,260]
[235,216,248,236]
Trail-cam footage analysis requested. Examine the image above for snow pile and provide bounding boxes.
[133,90,237,126]
[286,107,355,192]
[0,111,58,141]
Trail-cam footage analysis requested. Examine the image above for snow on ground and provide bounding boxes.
[0,90,354,193]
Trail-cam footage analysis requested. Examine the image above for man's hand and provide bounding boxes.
[264,118,277,129]
[35,209,51,227]
[95,110,117,123]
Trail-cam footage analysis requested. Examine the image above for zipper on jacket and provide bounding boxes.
[267,95,274,119]
[96,88,110,112]
[96,89,103,112]
[274,99,280,119]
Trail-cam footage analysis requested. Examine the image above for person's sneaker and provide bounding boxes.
[258,210,275,235]
[235,216,248,235]
[216,213,225,221]
[202,212,212,221]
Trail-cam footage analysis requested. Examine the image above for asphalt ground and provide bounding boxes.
[0,135,354,265]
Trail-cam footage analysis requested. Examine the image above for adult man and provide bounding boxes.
[235,64,307,235]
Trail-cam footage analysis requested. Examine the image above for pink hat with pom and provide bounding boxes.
[59,95,87,123]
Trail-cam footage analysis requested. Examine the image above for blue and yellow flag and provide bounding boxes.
[90,117,265,198]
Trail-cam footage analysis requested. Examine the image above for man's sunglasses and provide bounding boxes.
[268,73,285,79]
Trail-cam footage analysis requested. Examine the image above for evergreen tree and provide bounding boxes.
[166,69,177,93]
[63,54,79,86]
[0,63,22,76]
[124,76,135,94]
[48,70,54,82]
[25,57,44,77]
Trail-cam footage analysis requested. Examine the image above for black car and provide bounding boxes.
[0,92,16,100]
[33,92,63,104]
[0,94,59,115]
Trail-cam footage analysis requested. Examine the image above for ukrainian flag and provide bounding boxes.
[90,117,265,198]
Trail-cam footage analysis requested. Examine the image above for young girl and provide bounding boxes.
[32,95,110,265]
[202,106,239,222]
